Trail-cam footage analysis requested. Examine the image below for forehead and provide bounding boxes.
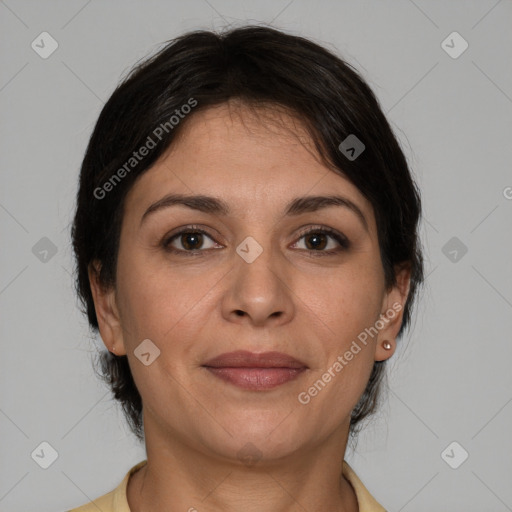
[123,102,374,226]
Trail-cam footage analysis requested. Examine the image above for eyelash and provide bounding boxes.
[161,224,350,257]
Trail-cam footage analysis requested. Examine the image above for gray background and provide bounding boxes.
[1,1,511,511]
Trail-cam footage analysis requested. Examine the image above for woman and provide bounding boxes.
[69,24,424,512]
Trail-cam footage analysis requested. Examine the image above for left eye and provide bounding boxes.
[292,228,349,253]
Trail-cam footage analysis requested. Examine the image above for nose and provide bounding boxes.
[221,239,294,327]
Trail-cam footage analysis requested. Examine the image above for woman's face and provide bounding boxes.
[90,102,409,462]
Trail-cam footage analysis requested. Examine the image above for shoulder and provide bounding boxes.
[67,488,117,512]
[342,460,387,512]
[67,460,148,512]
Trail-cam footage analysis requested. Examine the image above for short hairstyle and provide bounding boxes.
[71,25,424,442]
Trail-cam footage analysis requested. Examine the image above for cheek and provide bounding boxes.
[115,252,222,347]
[299,261,383,344]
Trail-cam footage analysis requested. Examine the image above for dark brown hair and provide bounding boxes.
[71,25,424,442]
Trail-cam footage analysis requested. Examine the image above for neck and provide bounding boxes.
[127,419,359,512]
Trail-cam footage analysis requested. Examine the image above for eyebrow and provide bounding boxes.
[140,193,369,232]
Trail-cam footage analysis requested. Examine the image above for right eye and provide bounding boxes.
[162,226,222,256]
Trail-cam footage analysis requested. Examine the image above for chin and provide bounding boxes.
[196,414,306,462]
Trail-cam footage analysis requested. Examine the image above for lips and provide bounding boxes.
[202,350,308,369]
[202,350,308,390]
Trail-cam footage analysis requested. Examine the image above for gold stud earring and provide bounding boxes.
[382,341,392,350]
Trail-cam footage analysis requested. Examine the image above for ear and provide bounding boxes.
[88,260,127,356]
[374,262,411,362]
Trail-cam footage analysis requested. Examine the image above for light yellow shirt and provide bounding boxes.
[68,459,386,511]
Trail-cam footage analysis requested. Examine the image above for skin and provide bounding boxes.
[89,101,410,512]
